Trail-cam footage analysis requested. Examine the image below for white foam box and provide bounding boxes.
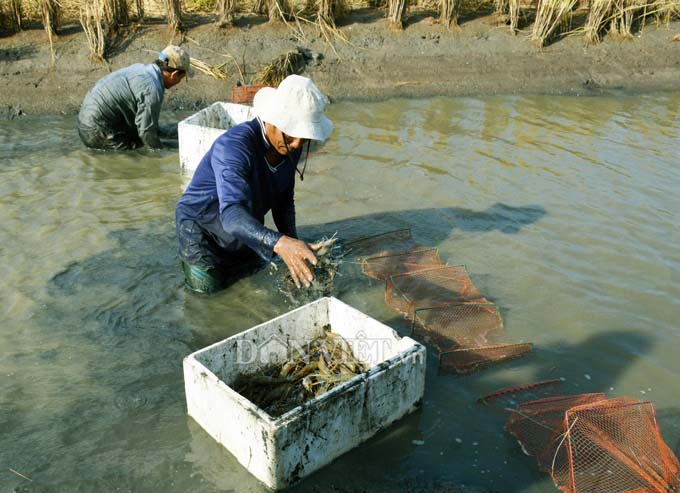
[183,296,426,490]
[177,102,255,173]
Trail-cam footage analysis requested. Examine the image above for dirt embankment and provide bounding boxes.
[1,12,680,118]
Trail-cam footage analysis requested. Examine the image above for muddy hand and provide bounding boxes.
[274,236,318,288]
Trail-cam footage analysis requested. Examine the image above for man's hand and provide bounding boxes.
[274,236,319,288]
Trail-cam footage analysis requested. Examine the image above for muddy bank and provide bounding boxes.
[2,12,680,118]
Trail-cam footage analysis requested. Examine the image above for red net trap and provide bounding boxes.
[350,228,533,375]
[507,394,680,493]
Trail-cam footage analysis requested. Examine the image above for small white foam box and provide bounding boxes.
[183,296,426,490]
[177,102,255,173]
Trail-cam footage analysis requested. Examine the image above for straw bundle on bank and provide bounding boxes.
[135,0,144,19]
[440,0,462,27]
[80,0,106,61]
[39,0,61,62]
[583,0,611,43]
[166,0,182,30]
[105,0,129,28]
[190,56,229,79]
[608,0,644,37]
[387,0,408,29]
[652,0,677,24]
[252,0,268,14]
[252,49,306,85]
[216,0,236,26]
[530,0,578,45]
[10,0,22,31]
[495,0,520,31]
[267,0,292,22]
[317,0,347,25]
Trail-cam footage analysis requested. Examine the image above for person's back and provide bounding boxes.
[77,45,191,151]
[78,64,164,150]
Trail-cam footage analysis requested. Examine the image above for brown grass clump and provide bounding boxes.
[39,0,61,62]
[165,0,182,31]
[583,0,612,43]
[530,0,578,45]
[440,0,462,27]
[317,0,348,25]
[134,0,144,20]
[106,0,129,27]
[80,0,106,61]
[11,0,23,31]
[216,0,236,26]
[387,0,408,29]
[190,56,229,78]
[252,49,307,85]
[495,0,520,31]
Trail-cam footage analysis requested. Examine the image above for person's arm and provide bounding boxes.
[213,136,282,261]
[135,94,163,149]
[214,135,316,286]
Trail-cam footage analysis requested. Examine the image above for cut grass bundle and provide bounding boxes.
[216,0,236,26]
[583,0,611,43]
[267,0,292,22]
[530,0,578,45]
[135,0,144,20]
[317,0,348,25]
[440,0,462,27]
[252,49,307,85]
[106,0,129,28]
[495,0,520,31]
[608,0,644,37]
[190,56,229,79]
[39,0,61,62]
[11,0,22,31]
[387,0,408,29]
[166,0,182,30]
[80,0,106,62]
[653,0,678,24]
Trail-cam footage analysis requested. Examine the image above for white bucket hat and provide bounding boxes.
[253,75,333,142]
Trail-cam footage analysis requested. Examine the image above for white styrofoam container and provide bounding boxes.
[183,297,426,490]
[177,102,255,173]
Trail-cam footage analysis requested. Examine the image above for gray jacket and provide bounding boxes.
[78,63,165,149]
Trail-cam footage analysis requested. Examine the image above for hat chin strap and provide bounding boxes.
[281,128,310,181]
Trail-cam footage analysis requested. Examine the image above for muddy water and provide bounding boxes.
[1,93,679,492]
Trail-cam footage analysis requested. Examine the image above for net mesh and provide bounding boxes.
[507,393,608,484]
[439,342,533,374]
[362,247,443,281]
[345,228,416,260]
[386,265,484,320]
[507,395,680,493]
[413,303,503,350]
[564,399,680,493]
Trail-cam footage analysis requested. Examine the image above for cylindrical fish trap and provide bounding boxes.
[506,393,608,478]
[563,398,680,493]
[439,342,533,374]
[412,302,503,350]
[385,265,484,320]
[361,247,442,281]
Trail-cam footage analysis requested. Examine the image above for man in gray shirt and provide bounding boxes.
[77,45,191,150]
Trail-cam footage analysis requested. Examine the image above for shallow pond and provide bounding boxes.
[1,93,679,492]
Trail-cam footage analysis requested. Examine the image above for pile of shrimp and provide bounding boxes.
[233,327,368,417]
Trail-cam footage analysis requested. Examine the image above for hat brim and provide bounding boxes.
[253,86,333,142]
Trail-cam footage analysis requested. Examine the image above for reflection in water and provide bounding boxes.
[1,93,679,492]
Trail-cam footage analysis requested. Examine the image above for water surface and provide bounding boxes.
[1,93,679,492]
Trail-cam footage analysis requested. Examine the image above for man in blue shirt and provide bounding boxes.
[176,75,333,293]
[77,45,191,150]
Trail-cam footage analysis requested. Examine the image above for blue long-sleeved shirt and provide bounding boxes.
[78,63,165,148]
[176,118,301,261]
